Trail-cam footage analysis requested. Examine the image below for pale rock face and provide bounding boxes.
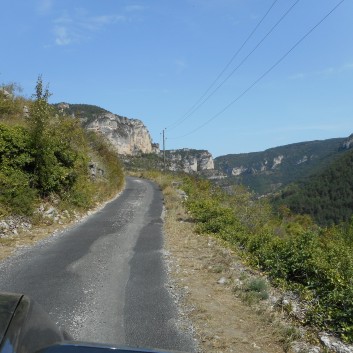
[228,155,284,176]
[152,143,160,154]
[260,163,267,172]
[0,88,13,99]
[342,134,353,150]
[297,155,308,165]
[199,151,215,170]
[232,166,247,176]
[272,155,284,169]
[86,113,154,155]
[166,149,214,173]
[57,103,70,112]
[183,157,198,173]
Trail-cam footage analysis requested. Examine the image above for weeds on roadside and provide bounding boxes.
[180,175,353,343]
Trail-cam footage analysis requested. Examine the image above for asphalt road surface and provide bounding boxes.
[0,177,195,352]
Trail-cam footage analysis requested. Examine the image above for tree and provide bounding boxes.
[27,76,56,194]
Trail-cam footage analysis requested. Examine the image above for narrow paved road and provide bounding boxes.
[0,177,195,352]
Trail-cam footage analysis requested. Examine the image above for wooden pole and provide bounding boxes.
[163,129,166,172]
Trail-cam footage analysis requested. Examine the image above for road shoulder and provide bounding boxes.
[163,183,313,353]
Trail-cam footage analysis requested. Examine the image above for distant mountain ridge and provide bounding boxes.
[54,103,217,174]
[53,103,353,198]
[214,136,353,195]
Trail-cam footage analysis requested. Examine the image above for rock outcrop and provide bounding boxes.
[214,137,352,195]
[227,155,285,177]
[165,148,214,173]
[341,134,353,150]
[0,88,13,99]
[56,103,159,156]
[86,113,157,155]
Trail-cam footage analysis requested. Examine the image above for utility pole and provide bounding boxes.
[162,128,166,172]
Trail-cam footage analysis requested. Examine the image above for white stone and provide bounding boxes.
[232,166,247,176]
[217,277,227,285]
[320,334,353,353]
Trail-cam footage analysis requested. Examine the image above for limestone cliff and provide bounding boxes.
[85,113,156,155]
[55,103,159,156]
[340,134,353,150]
[165,148,214,173]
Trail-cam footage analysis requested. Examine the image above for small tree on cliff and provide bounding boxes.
[28,76,63,195]
[28,76,91,198]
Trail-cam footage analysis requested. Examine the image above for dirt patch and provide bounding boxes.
[0,223,63,261]
[163,189,310,353]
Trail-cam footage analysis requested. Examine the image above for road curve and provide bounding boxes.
[0,177,195,352]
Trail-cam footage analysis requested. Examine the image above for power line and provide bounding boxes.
[169,0,345,140]
[170,0,301,130]
[166,0,280,130]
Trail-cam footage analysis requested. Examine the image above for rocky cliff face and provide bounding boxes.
[165,149,214,173]
[341,134,353,150]
[85,113,157,155]
[229,154,287,176]
[56,103,159,156]
[214,137,350,195]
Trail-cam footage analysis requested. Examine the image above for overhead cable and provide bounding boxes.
[169,0,345,140]
[166,0,280,130]
[169,0,301,129]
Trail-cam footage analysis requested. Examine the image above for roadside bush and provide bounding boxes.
[86,130,124,197]
[0,124,37,215]
[181,175,353,343]
[0,77,125,219]
[0,124,33,170]
[244,277,269,302]
[0,83,24,120]
[27,77,85,195]
[0,169,37,216]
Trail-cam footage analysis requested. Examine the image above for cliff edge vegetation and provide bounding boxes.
[181,176,353,344]
[133,170,353,351]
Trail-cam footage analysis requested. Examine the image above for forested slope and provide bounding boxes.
[274,148,353,226]
[215,138,348,194]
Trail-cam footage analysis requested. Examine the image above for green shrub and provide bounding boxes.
[0,169,37,216]
[181,175,353,342]
[86,130,124,194]
[246,278,269,296]
[0,77,125,219]
[0,124,37,215]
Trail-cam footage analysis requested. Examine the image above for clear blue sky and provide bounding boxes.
[1,0,352,157]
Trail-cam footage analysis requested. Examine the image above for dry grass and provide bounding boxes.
[0,216,80,261]
[161,176,308,353]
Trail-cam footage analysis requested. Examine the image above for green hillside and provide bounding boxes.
[274,148,353,226]
[215,138,348,194]
[174,174,353,343]
[1,79,124,218]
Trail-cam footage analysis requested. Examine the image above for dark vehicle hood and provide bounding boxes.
[0,292,186,353]
[0,292,22,344]
[0,292,65,353]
